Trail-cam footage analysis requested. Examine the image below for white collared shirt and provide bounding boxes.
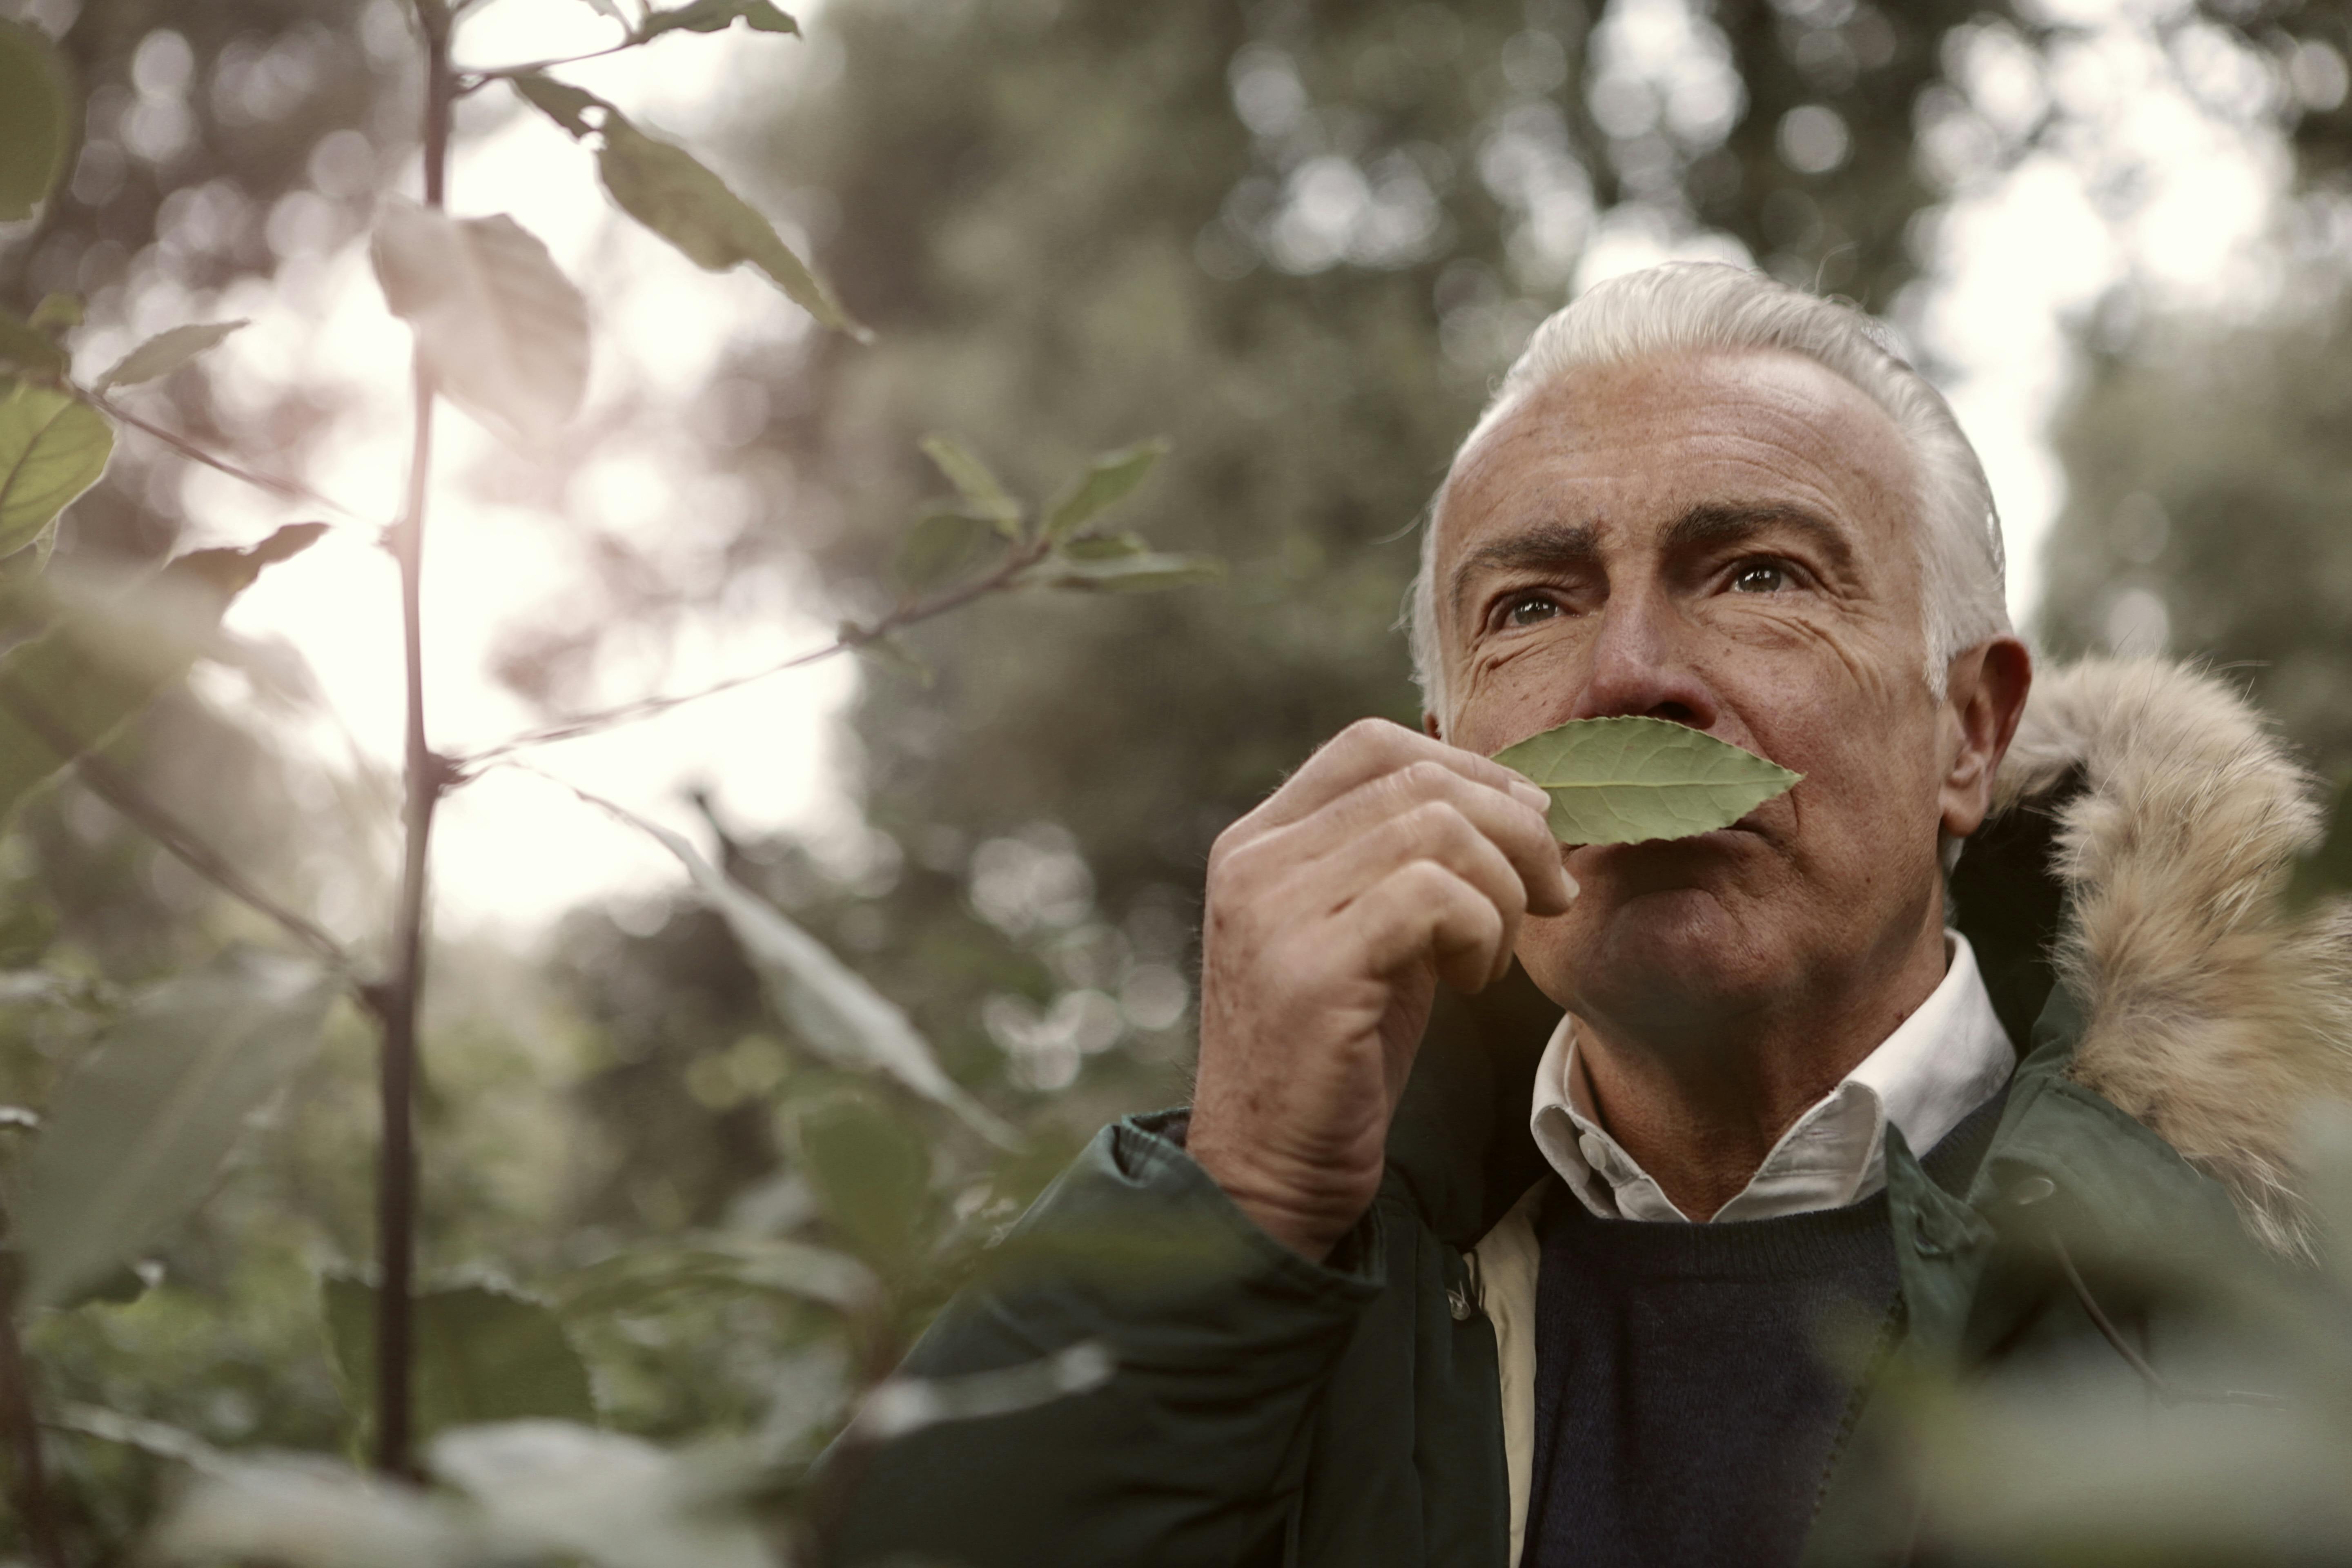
[1529,933,2014,1223]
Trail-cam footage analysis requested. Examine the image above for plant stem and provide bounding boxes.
[455,536,1054,770]
[373,0,456,1481]
[81,390,370,525]
[0,1246,66,1568]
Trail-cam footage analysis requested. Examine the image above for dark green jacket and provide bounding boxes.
[828,659,2327,1567]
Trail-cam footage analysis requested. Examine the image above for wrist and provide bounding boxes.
[1188,1126,1361,1263]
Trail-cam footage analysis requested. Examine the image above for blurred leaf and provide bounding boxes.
[154,1454,470,1568]
[637,0,798,41]
[0,520,326,826]
[27,293,80,332]
[792,1091,933,1273]
[555,779,1018,1146]
[1493,715,1805,847]
[0,380,112,558]
[13,950,337,1312]
[511,72,602,140]
[1022,550,1225,593]
[0,308,69,379]
[56,1402,223,1470]
[595,114,868,340]
[96,320,249,391]
[431,1421,780,1568]
[842,1341,1113,1445]
[2288,775,2352,911]
[572,0,628,19]
[1042,439,1167,540]
[551,1236,877,1317]
[324,1278,597,1449]
[918,434,1020,535]
[1056,531,1148,560]
[893,504,998,591]
[0,1105,36,1130]
[370,199,590,446]
[853,631,932,687]
[0,20,70,223]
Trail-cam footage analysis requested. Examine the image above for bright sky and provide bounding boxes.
[76,0,2295,938]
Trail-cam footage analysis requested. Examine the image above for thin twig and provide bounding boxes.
[371,0,457,1483]
[455,537,1051,770]
[2050,1234,2288,1410]
[82,389,372,526]
[456,37,639,89]
[0,679,348,969]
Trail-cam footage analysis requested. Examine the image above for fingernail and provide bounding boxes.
[1511,780,1550,813]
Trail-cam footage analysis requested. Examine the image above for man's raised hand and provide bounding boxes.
[1187,719,1575,1261]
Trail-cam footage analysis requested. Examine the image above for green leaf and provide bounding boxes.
[511,72,604,140]
[324,1278,597,1449]
[918,434,1020,534]
[594,113,868,341]
[13,950,337,1312]
[0,381,112,557]
[636,0,798,40]
[96,320,248,391]
[431,1422,782,1568]
[1043,439,1168,540]
[27,293,81,333]
[0,20,71,223]
[1056,530,1149,560]
[854,632,933,687]
[1024,550,1225,593]
[1492,715,1804,846]
[0,308,69,379]
[792,1091,933,1275]
[156,1455,471,1568]
[894,503,999,591]
[552,780,1017,1146]
[0,521,326,827]
[551,1237,876,1318]
[844,1341,1114,1444]
[370,199,589,446]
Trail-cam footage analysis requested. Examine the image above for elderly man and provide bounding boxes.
[826,264,2340,1567]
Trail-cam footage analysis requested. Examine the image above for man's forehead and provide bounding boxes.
[1436,348,1913,555]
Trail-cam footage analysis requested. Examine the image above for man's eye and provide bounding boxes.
[1730,561,1791,594]
[1503,594,1560,627]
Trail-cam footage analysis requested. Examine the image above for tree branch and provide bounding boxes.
[456,37,640,89]
[81,388,372,527]
[0,680,349,970]
[454,536,1051,771]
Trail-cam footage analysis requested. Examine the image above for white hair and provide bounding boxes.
[1410,262,2009,719]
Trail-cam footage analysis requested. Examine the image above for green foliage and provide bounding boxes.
[0,381,112,561]
[893,505,1001,592]
[918,434,1021,536]
[1492,715,1804,846]
[557,778,1017,1146]
[95,321,250,393]
[0,521,325,826]
[370,202,589,447]
[13,951,337,1311]
[1042,439,1169,541]
[0,307,70,380]
[0,19,70,223]
[791,1089,933,1280]
[635,0,798,43]
[324,1279,597,1449]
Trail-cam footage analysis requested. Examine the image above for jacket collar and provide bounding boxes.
[1388,657,2344,1256]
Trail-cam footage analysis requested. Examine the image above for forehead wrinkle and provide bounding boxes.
[1446,518,1599,625]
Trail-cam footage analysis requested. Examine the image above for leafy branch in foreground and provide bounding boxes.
[459,434,1219,766]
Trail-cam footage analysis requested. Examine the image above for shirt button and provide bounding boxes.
[1578,1134,1609,1169]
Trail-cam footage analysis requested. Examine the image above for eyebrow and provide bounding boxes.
[1447,519,1599,624]
[1659,502,1858,576]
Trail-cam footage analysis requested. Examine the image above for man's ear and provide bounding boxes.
[1939,636,2032,841]
[1423,710,1443,740]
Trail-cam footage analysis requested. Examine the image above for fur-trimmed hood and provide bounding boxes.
[1988,655,2352,1256]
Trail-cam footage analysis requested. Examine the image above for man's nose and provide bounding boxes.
[1567,584,1720,731]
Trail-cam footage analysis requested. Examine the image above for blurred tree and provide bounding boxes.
[2038,273,2352,777]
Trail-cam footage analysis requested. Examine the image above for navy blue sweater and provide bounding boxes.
[1526,1095,2004,1568]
